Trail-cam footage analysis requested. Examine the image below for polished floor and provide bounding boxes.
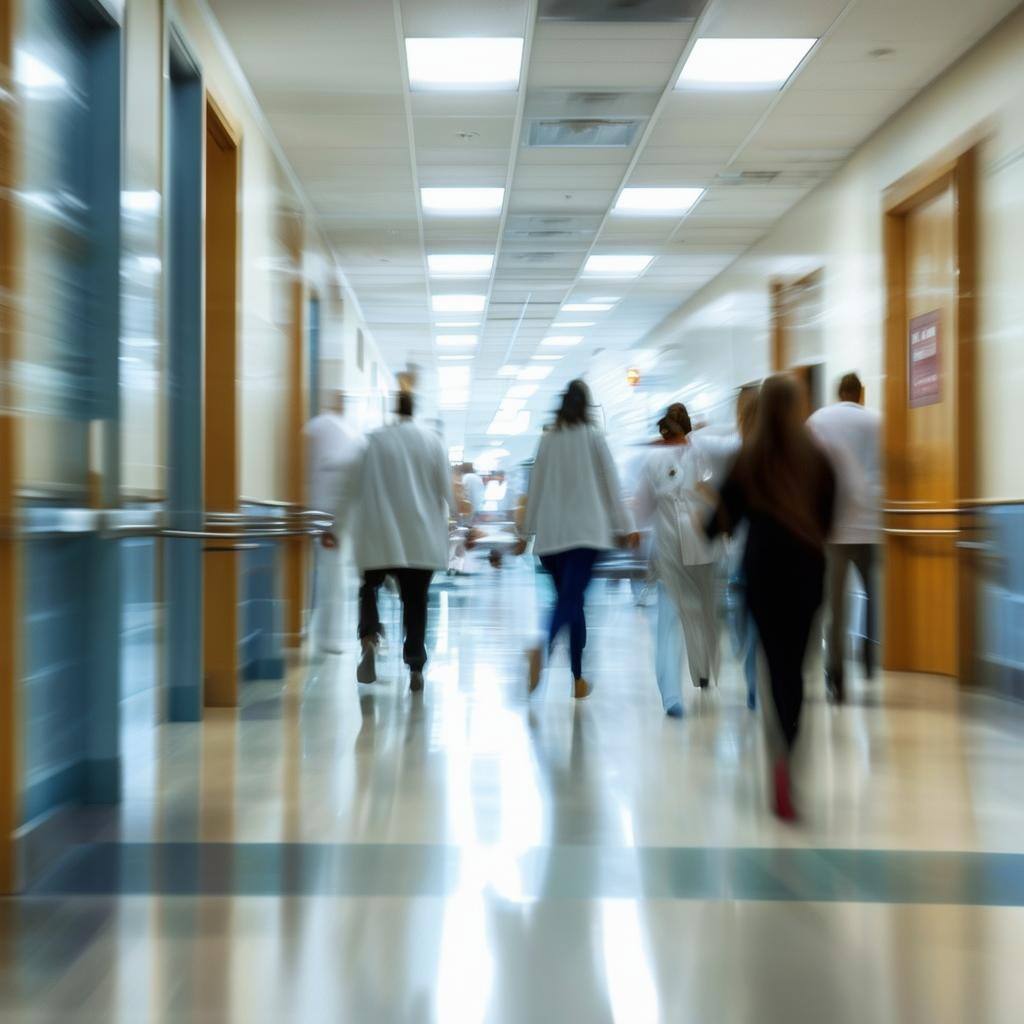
[4,559,1024,1022]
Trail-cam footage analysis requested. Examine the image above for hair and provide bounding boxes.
[838,372,863,402]
[734,373,830,549]
[657,402,692,440]
[736,382,760,441]
[555,379,592,429]
[396,390,415,418]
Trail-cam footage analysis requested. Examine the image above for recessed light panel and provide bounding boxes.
[614,187,704,215]
[428,254,495,277]
[507,384,537,399]
[583,255,653,277]
[432,295,486,313]
[436,320,480,327]
[498,364,523,377]
[439,354,473,361]
[541,336,583,348]
[405,38,524,92]
[676,38,816,88]
[436,335,479,348]
[518,365,554,381]
[421,188,505,215]
[552,321,595,328]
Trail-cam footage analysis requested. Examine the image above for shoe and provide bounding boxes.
[825,670,845,705]
[356,638,377,684]
[666,702,683,719]
[573,677,592,700]
[409,670,424,693]
[697,677,709,689]
[772,758,797,822]
[527,647,543,695]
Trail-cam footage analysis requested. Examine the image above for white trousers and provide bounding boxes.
[312,543,345,652]
[654,564,719,711]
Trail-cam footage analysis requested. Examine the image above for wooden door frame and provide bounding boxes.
[202,93,242,707]
[770,267,824,372]
[882,145,978,682]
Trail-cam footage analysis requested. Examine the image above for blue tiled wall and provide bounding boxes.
[976,505,1024,702]
[21,537,90,824]
[238,507,285,681]
[120,537,158,701]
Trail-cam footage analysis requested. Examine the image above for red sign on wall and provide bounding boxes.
[909,310,941,408]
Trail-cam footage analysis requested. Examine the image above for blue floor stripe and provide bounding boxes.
[27,843,1024,906]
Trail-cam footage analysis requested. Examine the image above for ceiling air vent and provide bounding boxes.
[539,0,708,22]
[715,170,781,185]
[526,118,643,148]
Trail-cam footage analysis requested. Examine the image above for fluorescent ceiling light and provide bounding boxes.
[498,364,522,377]
[436,340,477,351]
[421,187,505,215]
[488,411,531,436]
[542,336,583,348]
[518,365,553,381]
[562,303,613,313]
[428,254,494,277]
[436,320,480,327]
[552,321,594,328]
[583,255,653,277]
[499,398,526,414]
[441,393,470,409]
[405,38,523,92]
[676,38,816,88]
[614,187,704,215]
[432,295,486,313]
[439,354,473,361]
[439,365,471,384]
[587,296,621,303]
[532,354,563,361]
[507,384,537,399]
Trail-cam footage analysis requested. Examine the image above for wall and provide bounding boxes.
[647,4,1024,500]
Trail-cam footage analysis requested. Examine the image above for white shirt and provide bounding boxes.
[807,401,882,544]
[689,430,741,488]
[635,443,714,567]
[461,472,485,514]
[343,418,455,572]
[303,413,365,525]
[523,424,633,557]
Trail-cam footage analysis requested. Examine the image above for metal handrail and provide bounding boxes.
[883,527,960,536]
[882,506,961,516]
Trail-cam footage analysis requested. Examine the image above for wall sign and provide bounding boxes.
[909,309,941,408]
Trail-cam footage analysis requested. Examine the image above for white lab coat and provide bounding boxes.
[522,424,633,556]
[345,418,455,572]
[635,442,720,704]
[807,402,882,545]
[303,413,365,652]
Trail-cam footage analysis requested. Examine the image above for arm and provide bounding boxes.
[704,470,746,542]
[593,431,635,540]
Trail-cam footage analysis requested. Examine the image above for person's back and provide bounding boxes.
[524,423,630,556]
[353,418,451,572]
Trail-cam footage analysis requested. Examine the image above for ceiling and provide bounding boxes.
[208,0,1020,462]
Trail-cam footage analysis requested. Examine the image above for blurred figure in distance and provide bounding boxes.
[303,390,364,656]
[634,402,719,718]
[707,374,835,821]
[807,372,882,704]
[515,379,637,700]
[342,391,454,693]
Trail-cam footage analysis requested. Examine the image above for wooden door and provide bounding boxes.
[883,150,977,679]
[202,98,240,707]
[770,269,825,413]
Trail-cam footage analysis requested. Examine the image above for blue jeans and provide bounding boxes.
[539,548,600,680]
[728,575,758,709]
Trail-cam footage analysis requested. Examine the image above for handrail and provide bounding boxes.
[883,506,961,516]
[883,527,960,536]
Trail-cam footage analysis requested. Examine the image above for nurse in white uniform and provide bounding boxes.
[635,403,719,718]
[303,390,364,654]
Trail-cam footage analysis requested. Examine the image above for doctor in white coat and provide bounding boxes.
[303,391,364,655]
[635,403,719,717]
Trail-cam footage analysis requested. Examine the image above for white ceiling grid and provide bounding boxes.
[208,0,1023,458]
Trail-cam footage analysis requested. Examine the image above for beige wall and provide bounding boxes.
[648,5,1024,499]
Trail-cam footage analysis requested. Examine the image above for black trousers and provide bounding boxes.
[358,568,433,671]
[746,550,825,752]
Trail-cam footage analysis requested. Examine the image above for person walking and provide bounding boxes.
[707,374,835,820]
[807,372,882,703]
[303,391,364,655]
[516,380,635,699]
[635,403,719,718]
[342,391,454,693]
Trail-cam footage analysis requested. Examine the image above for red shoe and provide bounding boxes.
[773,758,797,822]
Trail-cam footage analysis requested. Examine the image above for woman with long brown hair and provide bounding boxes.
[707,374,835,820]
